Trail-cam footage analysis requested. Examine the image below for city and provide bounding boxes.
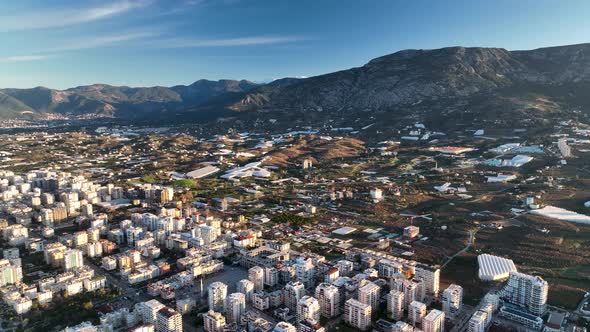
[0,120,588,332]
[1,1,590,332]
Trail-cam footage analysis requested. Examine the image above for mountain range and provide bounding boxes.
[2,43,590,129]
[0,79,260,120]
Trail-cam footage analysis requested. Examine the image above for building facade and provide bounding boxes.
[343,299,372,331]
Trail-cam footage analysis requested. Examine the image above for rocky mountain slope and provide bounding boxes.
[2,43,590,128]
[228,44,590,112]
[213,44,590,131]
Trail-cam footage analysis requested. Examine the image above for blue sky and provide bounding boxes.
[1,0,589,89]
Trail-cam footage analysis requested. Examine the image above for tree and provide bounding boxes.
[82,301,93,311]
[271,212,312,228]
[141,174,156,184]
[173,179,196,189]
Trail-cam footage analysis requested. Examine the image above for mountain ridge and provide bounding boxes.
[2,43,590,128]
[0,79,261,120]
[215,43,590,131]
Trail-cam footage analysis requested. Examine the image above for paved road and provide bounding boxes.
[441,229,475,269]
[449,304,475,332]
[84,258,252,328]
[86,258,204,332]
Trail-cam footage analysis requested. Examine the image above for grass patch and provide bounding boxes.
[441,253,491,306]
[547,283,585,310]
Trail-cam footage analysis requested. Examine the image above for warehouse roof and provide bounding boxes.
[478,254,517,281]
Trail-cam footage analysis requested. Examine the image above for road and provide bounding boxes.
[573,293,590,318]
[449,304,475,332]
[441,229,475,269]
[86,260,250,331]
[86,258,203,332]
[84,258,152,310]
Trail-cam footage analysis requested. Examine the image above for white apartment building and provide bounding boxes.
[63,249,84,271]
[249,266,265,291]
[225,293,246,323]
[0,259,22,286]
[284,281,306,313]
[156,307,183,332]
[208,282,228,312]
[344,298,372,331]
[414,265,440,297]
[203,310,226,332]
[264,267,279,287]
[358,281,380,312]
[404,280,419,308]
[315,283,340,318]
[423,309,445,332]
[237,279,255,303]
[468,310,487,332]
[499,272,548,315]
[295,259,316,289]
[273,322,297,332]
[297,296,320,324]
[442,284,463,317]
[409,301,427,327]
[138,299,165,324]
[336,260,354,277]
[14,297,33,315]
[392,321,413,332]
[387,290,404,320]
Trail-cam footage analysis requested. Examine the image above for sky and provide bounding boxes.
[1,0,590,89]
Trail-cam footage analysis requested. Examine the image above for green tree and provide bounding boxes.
[271,212,312,228]
[172,179,196,188]
[82,301,93,311]
[141,174,156,183]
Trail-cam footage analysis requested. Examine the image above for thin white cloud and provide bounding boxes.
[0,0,152,32]
[45,31,158,52]
[0,31,156,62]
[0,55,51,63]
[156,36,305,48]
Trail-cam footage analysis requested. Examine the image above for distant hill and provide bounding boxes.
[0,80,260,120]
[2,43,590,130]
